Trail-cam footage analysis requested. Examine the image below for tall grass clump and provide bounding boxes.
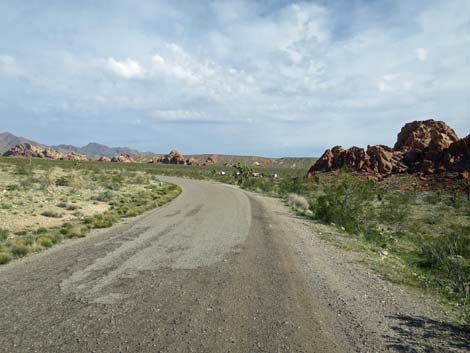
[287,193,309,213]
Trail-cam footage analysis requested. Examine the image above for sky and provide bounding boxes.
[0,0,469,157]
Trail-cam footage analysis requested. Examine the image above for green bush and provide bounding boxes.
[418,229,470,298]
[55,176,71,186]
[311,174,376,234]
[85,213,115,228]
[0,228,9,241]
[37,236,53,248]
[10,242,30,257]
[0,252,12,264]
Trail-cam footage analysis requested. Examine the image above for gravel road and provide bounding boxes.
[0,177,468,352]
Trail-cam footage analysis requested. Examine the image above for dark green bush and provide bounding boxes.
[55,175,72,186]
[0,228,9,241]
[311,175,376,234]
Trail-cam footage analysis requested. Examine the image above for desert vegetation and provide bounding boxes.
[0,157,181,264]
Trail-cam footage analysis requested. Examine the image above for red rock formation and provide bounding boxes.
[96,156,111,162]
[157,150,186,164]
[394,119,458,152]
[448,134,470,173]
[307,119,469,180]
[205,155,218,164]
[186,157,200,166]
[3,143,88,161]
[148,150,199,165]
[110,154,135,163]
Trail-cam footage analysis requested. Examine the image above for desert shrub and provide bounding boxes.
[35,227,48,234]
[418,228,470,298]
[55,175,71,186]
[378,191,414,233]
[6,184,19,191]
[287,193,309,212]
[0,228,9,241]
[36,235,53,248]
[363,230,393,248]
[94,191,114,202]
[10,241,30,257]
[279,177,310,196]
[84,213,115,228]
[311,175,377,234]
[41,210,63,218]
[0,252,12,264]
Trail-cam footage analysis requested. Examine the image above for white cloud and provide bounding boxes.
[0,55,23,77]
[106,57,145,79]
[416,48,429,61]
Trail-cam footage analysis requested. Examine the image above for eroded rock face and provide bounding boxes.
[307,119,469,179]
[3,143,88,161]
[448,134,470,173]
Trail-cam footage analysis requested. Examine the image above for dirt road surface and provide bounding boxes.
[0,177,468,352]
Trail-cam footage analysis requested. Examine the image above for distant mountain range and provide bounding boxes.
[52,143,140,157]
[0,132,140,157]
[0,131,317,168]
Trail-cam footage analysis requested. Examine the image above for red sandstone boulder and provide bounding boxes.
[110,154,135,163]
[205,155,218,164]
[394,119,458,152]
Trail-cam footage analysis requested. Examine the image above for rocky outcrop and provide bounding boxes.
[3,143,88,161]
[205,155,218,164]
[96,156,111,162]
[110,154,135,163]
[186,157,200,166]
[394,120,459,152]
[149,150,199,165]
[307,119,469,179]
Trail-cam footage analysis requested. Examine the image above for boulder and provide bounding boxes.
[186,157,200,166]
[158,150,186,164]
[205,155,218,164]
[393,119,458,152]
[110,154,135,163]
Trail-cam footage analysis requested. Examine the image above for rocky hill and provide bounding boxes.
[53,142,140,157]
[3,143,88,161]
[0,132,42,154]
[307,119,469,179]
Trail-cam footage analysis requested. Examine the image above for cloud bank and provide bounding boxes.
[0,0,469,156]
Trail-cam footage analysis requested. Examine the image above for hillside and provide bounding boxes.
[54,142,140,157]
[0,132,42,154]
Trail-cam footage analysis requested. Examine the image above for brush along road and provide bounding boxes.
[0,177,467,352]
